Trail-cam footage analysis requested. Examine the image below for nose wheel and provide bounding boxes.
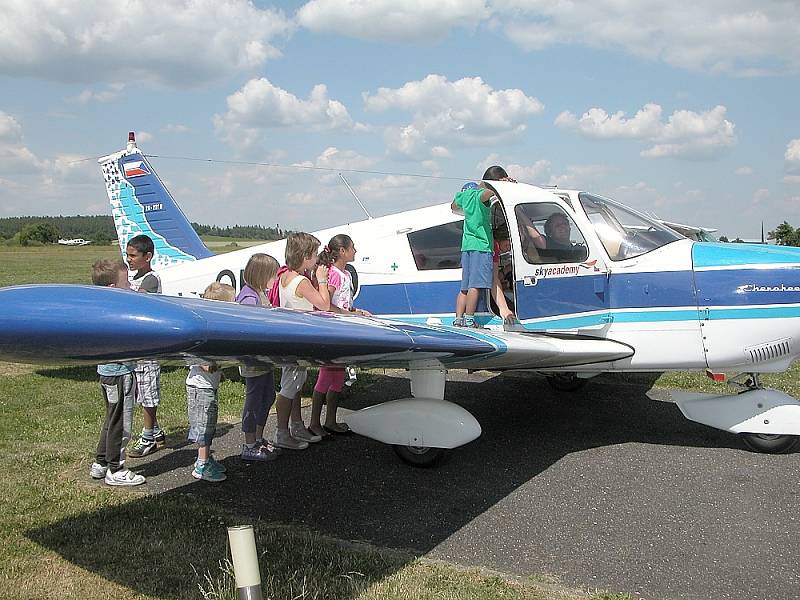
[393,444,446,467]
[740,433,800,454]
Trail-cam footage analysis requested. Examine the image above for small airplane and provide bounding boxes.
[0,132,798,466]
[58,238,92,246]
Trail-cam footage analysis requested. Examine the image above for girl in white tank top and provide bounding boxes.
[272,233,331,451]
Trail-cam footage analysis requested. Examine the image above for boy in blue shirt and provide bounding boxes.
[89,259,145,486]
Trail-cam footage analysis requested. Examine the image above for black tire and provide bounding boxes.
[545,372,588,392]
[392,444,446,467]
[740,433,800,454]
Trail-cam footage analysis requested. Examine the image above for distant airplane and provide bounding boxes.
[0,131,798,466]
[57,238,92,247]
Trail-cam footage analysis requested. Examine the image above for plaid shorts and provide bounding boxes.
[134,360,161,407]
[186,385,218,447]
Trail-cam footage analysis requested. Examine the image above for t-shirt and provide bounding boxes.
[97,362,134,376]
[236,284,269,377]
[186,364,222,390]
[131,270,161,294]
[455,188,492,253]
[328,265,353,311]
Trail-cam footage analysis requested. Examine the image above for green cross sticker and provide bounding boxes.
[390,262,399,271]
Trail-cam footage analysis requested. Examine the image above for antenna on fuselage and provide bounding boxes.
[339,173,373,220]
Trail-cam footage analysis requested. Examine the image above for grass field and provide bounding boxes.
[0,244,641,600]
[2,244,796,599]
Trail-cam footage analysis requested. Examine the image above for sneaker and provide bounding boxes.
[273,430,309,451]
[452,317,466,327]
[127,436,157,458]
[241,443,280,462]
[256,439,283,455]
[208,454,227,472]
[153,430,167,449]
[192,461,226,482]
[290,422,322,443]
[104,469,146,487]
[90,462,108,479]
[463,315,475,328]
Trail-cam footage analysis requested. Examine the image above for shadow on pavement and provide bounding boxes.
[27,371,764,599]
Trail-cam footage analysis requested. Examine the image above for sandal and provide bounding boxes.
[322,423,352,435]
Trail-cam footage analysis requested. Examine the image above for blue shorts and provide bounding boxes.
[460,250,493,291]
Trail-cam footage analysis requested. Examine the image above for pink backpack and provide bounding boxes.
[267,266,290,307]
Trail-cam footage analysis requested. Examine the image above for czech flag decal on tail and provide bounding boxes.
[123,161,149,177]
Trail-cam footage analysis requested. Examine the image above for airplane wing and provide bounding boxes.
[0,284,633,370]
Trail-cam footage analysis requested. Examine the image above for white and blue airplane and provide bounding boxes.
[1,132,799,465]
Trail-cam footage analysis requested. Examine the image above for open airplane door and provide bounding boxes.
[504,194,612,333]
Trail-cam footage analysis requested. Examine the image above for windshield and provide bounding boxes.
[579,193,682,261]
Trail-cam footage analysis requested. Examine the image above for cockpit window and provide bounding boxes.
[515,203,589,264]
[579,193,682,261]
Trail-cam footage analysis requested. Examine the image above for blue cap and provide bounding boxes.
[461,181,479,191]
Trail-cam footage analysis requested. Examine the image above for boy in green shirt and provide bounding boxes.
[451,181,496,327]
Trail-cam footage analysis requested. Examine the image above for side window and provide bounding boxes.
[407,221,463,270]
[514,203,589,264]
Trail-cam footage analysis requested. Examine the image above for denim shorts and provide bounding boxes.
[187,385,218,447]
[460,250,493,291]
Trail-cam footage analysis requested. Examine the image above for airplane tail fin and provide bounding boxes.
[98,132,214,269]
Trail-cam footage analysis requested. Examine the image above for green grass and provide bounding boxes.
[1,245,625,599]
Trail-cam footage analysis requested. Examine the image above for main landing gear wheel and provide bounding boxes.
[545,372,587,392]
[392,444,446,467]
[740,433,800,454]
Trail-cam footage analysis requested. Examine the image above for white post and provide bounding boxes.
[227,525,263,600]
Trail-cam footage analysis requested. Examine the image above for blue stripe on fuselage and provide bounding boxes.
[693,242,800,267]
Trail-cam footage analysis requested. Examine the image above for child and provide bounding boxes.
[186,282,235,482]
[125,234,166,457]
[309,234,370,437]
[236,253,282,462]
[451,181,496,327]
[273,232,331,450]
[89,259,145,487]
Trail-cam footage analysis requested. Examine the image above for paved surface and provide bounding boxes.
[123,371,798,600]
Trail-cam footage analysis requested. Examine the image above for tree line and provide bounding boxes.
[0,215,286,246]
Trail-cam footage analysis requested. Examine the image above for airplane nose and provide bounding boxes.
[0,284,206,363]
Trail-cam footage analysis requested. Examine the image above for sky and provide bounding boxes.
[0,0,799,239]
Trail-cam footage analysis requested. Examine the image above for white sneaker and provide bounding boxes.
[274,429,309,450]
[104,469,146,487]
[90,462,108,479]
[290,422,321,443]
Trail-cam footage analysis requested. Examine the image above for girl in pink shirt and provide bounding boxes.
[309,234,370,437]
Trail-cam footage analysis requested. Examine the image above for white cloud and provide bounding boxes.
[735,166,753,176]
[494,1,800,75]
[0,0,293,87]
[786,139,800,164]
[297,0,488,43]
[0,111,45,174]
[214,78,365,150]
[556,103,736,159]
[162,124,190,134]
[365,75,543,156]
[66,83,125,104]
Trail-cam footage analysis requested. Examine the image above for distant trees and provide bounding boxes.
[189,222,285,240]
[718,235,729,242]
[19,223,59,245]
[768,222,800,247]
[0,215,286,245]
